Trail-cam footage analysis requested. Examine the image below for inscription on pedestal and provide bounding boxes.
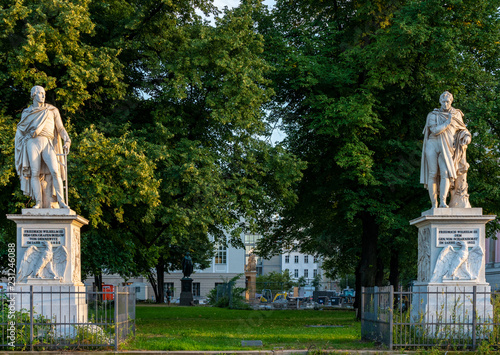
[436,228,479,247]
[22,228,65,247]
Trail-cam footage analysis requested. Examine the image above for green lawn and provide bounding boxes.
[122,305,374,351]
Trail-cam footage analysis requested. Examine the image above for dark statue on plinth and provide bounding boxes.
[182,252,193,279]
[180,252,194,306]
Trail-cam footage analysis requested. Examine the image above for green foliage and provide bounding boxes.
[206,274,251,310]
[256,270,297,295]
[74,325,112,347]
[0,0,303,301]
[338,275,356,290]
[0,0,125,113]
[0,306,55,350]
[255,0,500,298]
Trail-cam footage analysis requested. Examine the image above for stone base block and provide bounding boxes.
[180,278,193,306]
[15,284,87,338]
[411,283,493,338]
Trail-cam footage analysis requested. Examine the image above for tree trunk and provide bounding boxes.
[354,212,380,319]
[146,257,166,303]
[94,270,103,301]
[94,271,103,292]
[389,247,399,288]
[147,270,158,302]
[156,256,165,304]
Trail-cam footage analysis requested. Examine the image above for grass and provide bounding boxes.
[121,305,374,351]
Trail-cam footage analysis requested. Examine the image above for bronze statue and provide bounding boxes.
[182,252,193,278]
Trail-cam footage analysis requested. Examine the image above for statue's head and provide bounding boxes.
[439,91,453,111]
[30,85,46,104]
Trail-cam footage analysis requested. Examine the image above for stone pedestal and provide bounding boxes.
[245,271,257,303]
[179,278,193,306]
[410,208,495,331]
[15,284,87,337]
[7,209,89,336]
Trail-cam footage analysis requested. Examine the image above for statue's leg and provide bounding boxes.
[26,139,43,208]
[43,174,58,208]
[42,145,69,209]
[438,154,450,208]
[425,143,439,208]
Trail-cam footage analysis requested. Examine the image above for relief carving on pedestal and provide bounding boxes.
[72,227,81,283]
[18,241,68,282]
[418,227,431,282]
[430,241,483,283]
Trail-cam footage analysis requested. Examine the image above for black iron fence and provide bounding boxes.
[0,286,135,350]
[361,285,500,350]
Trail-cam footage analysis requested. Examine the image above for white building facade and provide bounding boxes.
[485,231,500,290]
[282,251,320,282]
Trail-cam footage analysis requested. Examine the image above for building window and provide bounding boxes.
[304,269,308,278]
[285,255,290,263]
[215,245,227,264]
[294,269,299,278]
[245,234,260,244]
[314,256,318,263]
[304,255,309,263]
[135,287,141,293]
[294,255,299,263]
[193,282,201,297]
[313,269,318,277]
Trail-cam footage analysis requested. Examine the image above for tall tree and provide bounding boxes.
[256,0,500,311]
[0,0,304,300]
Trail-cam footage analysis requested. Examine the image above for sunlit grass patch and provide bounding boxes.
[121,305,373,350]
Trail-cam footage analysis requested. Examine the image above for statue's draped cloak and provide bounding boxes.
[15,104,67,199]
[420,108,470,189]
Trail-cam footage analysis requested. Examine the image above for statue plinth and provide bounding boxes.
[7,208,89,329]
[410,208,495,331]
[179,277,193,306]
[245,271,257,303]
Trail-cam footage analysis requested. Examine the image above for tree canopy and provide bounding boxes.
[255,0,500,309]
[0,0,304,302]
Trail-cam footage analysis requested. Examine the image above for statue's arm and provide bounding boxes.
[54,109,71,151]
[428,112,452,135]
[456,111,471,145]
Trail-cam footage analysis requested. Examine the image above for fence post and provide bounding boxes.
[472,286,477,350]
[360,286,365,331]
[30,285,34,351]
[389,285,394,350]
[125,287,129,337]
[114,286,119,351]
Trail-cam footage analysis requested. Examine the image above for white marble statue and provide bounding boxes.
[430,241,483,282]
[245,253,257,272]
[420,91,471,208]
[17,241,68,281]
[15,86,71,209]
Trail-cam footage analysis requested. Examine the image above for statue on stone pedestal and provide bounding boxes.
[420,91,471,208]
[245,253,257,272]
[15,86,71,209]
[182,252,193,279]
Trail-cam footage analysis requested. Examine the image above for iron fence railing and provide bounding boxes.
[361,285,500,350]
[0,286,135,350]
